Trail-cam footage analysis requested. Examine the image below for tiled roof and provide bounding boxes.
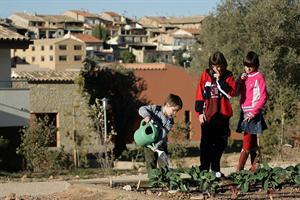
[12,12,44,21]
[68,10,99,18]
[168,16,205,24]
[0,25,29,41]
[38,15,81,22]
[120,63,168,70]
[12,12,81,22]
[145,16,169,24]
[73,33,102,43]
[182,28,200,35]
[11,71,80,83]
[104,12,120,17]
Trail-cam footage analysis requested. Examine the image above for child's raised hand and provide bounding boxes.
[213,72,220,80]
[240,73,248,80]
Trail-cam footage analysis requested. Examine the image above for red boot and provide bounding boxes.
[250,150,260,172]
[236,149,249,172]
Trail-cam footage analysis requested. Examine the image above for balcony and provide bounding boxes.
[0,81,30,127]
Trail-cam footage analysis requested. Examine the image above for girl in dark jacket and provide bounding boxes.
[195,51,236,175]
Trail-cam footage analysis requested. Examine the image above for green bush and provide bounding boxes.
[17,117,73,172]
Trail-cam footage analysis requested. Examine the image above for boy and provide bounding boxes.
[138,93,183,172]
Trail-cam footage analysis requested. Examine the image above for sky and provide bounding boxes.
[0,0,220,19]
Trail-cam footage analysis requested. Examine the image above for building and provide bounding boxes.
[63,10,105,27]
[11,12,84,39]
[12,33,86,71]
[0,25,31,170]
[120,63,200,140]
[129,43,173,63]
[72,33,103,57]
[11,71,101,153]
[119,63,242,142]
[167,16,205,29]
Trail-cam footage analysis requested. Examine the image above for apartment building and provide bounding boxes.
[11,12,84,39]
[12,34,85,71]
[63,10,112,28]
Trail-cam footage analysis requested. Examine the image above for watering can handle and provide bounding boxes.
[146,143,157,151]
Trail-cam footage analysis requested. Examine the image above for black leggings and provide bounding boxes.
[200,115,229,172]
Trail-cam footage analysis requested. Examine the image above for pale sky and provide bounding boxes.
[0,0,220,19]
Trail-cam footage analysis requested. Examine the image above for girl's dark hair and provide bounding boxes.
[243,51,260,68]
[208,51,228,73]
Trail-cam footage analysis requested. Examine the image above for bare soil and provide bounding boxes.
[4,147,300,200]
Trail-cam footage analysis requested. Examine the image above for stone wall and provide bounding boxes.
[16,81,100,153]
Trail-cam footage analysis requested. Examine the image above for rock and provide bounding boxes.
[122,185,132,191]
[190,194,205,199]
[146,190,152,195]
[21,174,27,182]
[168,190,178,194]
[5,193,16,200]
[49,175,53,179]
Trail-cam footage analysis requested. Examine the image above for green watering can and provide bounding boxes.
[134,120,158,147]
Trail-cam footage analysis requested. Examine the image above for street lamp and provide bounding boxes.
[101,97,109,143]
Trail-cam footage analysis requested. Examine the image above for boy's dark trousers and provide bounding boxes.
[144,146,168,173]
[200,114,229,172]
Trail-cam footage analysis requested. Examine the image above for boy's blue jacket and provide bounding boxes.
[138,105,174,149]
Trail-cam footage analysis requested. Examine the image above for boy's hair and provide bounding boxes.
[208,51,228,72]
[243,51,260,69]
[164,94,183,109]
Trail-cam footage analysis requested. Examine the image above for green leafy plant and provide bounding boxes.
[187,166,220,193]
[229,170,254,192]
[255,165,287,190]
[148,167,188,191]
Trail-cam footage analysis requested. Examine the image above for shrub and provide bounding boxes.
[17,116,72,172]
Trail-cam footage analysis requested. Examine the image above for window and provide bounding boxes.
[41,56,45,62]
[49,56,53,61]
[33,113,58,147]
[59,55,67,61]
[59,45,67,50]
[32,57,35,62]
[49,45,53,50]
[31,46,35,51]
[74,45,82,50]
[74,55,82,61]
[41,45,44,51]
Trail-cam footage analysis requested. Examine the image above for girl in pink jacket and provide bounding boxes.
[236,51,268,172]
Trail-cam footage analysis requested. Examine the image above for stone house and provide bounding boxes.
[11,71,101,154]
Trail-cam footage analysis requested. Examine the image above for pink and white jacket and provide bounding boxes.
[239,71,267,118]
